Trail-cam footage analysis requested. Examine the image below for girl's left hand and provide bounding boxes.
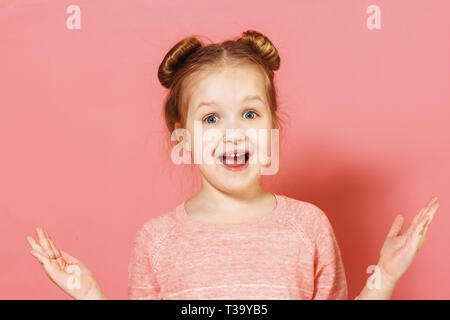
[377,196,440,286]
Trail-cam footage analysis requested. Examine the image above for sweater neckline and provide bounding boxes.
[175,193,285,229]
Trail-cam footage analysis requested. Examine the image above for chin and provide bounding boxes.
[217,182,255,195]
[198,161,263,190]
[216,170,261,192]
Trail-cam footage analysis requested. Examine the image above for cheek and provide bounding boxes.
[190,135,221,164]
[253,128,272,153]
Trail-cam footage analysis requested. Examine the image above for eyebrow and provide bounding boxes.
[195,95,264,110]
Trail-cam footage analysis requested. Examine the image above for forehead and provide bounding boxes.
[186,63,268,110]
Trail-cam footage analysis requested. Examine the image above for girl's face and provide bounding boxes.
[177,63,275,194]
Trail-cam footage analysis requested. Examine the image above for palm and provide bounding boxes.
[377,196,440,284]
[27,228,100,300]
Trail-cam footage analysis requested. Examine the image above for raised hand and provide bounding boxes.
[377,196,440,286]
[26,227,107,300]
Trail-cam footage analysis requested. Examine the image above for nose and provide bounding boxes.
[219,114,250,151]
[222,126,247,151]
[222,118,245,142]
[223,129,245,145]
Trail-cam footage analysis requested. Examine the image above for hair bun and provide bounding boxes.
[158,36,204,89]
[237,30,280,71]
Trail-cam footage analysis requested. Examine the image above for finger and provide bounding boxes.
[36,228,55,259]
[428,196,439,206]
[43,229,60,259]
[429,203,439,220]
[44,230,62,259]
[414,215,432,249]
[417,204,439,249]
[60,250,80,264]
[386,214,404,238]
[422,196,439,219]
[408,203,439,250]
[419,196,438,219]
[419,216,432,242]
[405,218,428,254]
[44,230,67,269]
[30,249,51,267]
[419,203,439,236]
[26,235,48,257]
[405,206,427,239]
[405,197,437,239]
[412,208,432,239]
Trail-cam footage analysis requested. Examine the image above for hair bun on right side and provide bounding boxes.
[237,30,280,71]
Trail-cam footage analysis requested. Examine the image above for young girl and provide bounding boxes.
[26,30,440,300]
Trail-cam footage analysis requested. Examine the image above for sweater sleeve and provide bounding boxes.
[128,223,162,300]
[312,209,348,300]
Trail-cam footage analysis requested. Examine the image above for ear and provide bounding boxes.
[174,121,191,152]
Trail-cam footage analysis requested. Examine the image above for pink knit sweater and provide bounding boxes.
[128,193,348,300]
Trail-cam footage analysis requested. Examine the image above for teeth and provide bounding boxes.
[223,152,246,157]
[220,152,247,165]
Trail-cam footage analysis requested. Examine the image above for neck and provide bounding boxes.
[195,174,269,211]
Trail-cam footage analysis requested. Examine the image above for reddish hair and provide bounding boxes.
[157,30,285,144]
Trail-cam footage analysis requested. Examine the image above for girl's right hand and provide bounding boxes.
[26,227,107,300]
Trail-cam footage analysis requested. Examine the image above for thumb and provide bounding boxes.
[60,250,80,264]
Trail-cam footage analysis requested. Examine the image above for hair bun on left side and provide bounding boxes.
[158,36,205,89]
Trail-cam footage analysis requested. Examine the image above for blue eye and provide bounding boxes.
[243,110,258,119]
[204,114,219,124]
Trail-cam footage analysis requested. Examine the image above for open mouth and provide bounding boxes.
[217,151,250,171]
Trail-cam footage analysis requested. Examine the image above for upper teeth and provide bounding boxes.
[224,153,245,157]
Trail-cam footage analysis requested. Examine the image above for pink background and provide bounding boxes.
[1,0,449,299]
